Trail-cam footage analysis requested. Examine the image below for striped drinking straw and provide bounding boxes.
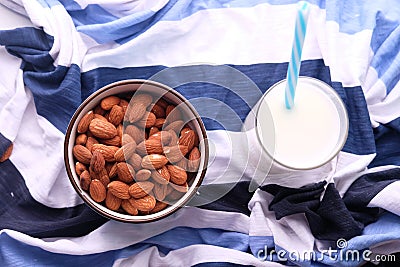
[285,1,310,109]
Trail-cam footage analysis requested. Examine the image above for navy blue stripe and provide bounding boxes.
[190,182,254,216]
[0,160,107,238]
[343,168,400,208]
[369,118,400,168]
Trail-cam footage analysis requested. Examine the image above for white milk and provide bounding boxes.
[255,77,347,170]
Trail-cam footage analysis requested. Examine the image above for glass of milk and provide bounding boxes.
[243,77,349,187]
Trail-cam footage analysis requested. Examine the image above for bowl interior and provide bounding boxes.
[65,80,208,222]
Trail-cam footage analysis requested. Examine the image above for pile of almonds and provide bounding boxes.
[72,92,201,216]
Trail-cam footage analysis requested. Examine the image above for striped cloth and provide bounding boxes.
[0,0,400,266]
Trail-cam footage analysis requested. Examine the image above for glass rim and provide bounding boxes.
[255,76,349,170]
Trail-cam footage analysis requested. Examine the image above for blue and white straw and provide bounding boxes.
[285,1,310,109]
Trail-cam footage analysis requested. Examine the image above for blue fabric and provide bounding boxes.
[369,118,400,167]
[0,1,400,266]
[0,160,107,238]
[0,227,249,266]
[0,27,81,133]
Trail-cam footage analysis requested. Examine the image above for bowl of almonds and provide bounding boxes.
[64,79,208,223]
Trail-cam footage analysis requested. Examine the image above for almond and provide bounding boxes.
[167,129,179,146]
[105,190,122,211]
[163,120,184,133]
[108,162,118,178]
[150,201,168,214]
[154,118,165,128]
[94,105,106,115]
[89,166,110,187]
[141,154,168,169]
[167,188,185,200]
[188,147,201,172]
[155,98,169,109]
[107,181,130,199]
[90,150,105,173]
[149,127,159,136]
[116,162,135,183]
[73,145,92,164]
[170,181,189,193]
[129,153,142,171]
[121,199,139,215]
[100,96,120,110]
[153,183,168,201]
[129,194,156,212]
[182,126,199,147]
[151,166,170,185]
[85,136,99,152]
[163,145,188,163]
[89,179,106,202]
[136,139,163,156]
[108,105,124,126]
[125,124,145,143]
[127,102,147,123]
[94,114,109,122]
[75,134,88,146]
[165,105,182,122]
[175,158,188,171]
[79,170,91,191]
[77,111,94,133]
[135,111,156,128]
[167,165,187,185]
[148,131,172,145]
[178,129,196,152]
[119,99,129,113]
[99,135,121,146]
[128,181,154,198]
[91,144,119,162]
[151,103,166,118]
[75,162,87,176]
[114,142,136,162]
[135,169,151,181]
[89,118,117,139]
[117,124,123,139]
[121,134,135,146]
[132,93,153,107]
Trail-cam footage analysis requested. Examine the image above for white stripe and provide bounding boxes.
[249,190,315,260]
[320,23,372,87]
[3,207,249,255]
[10,87,83,208]
[74,0,168,14]
[21,1,91,67]
[337,164,399,198]
[333,151,376,197]
[79,3,373,88]
[369,177,400,216]
[0,1,31,28]
[113,245,284,267]
[0,61,28,141]
[81,3,323,70]
[367,76,400,124]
